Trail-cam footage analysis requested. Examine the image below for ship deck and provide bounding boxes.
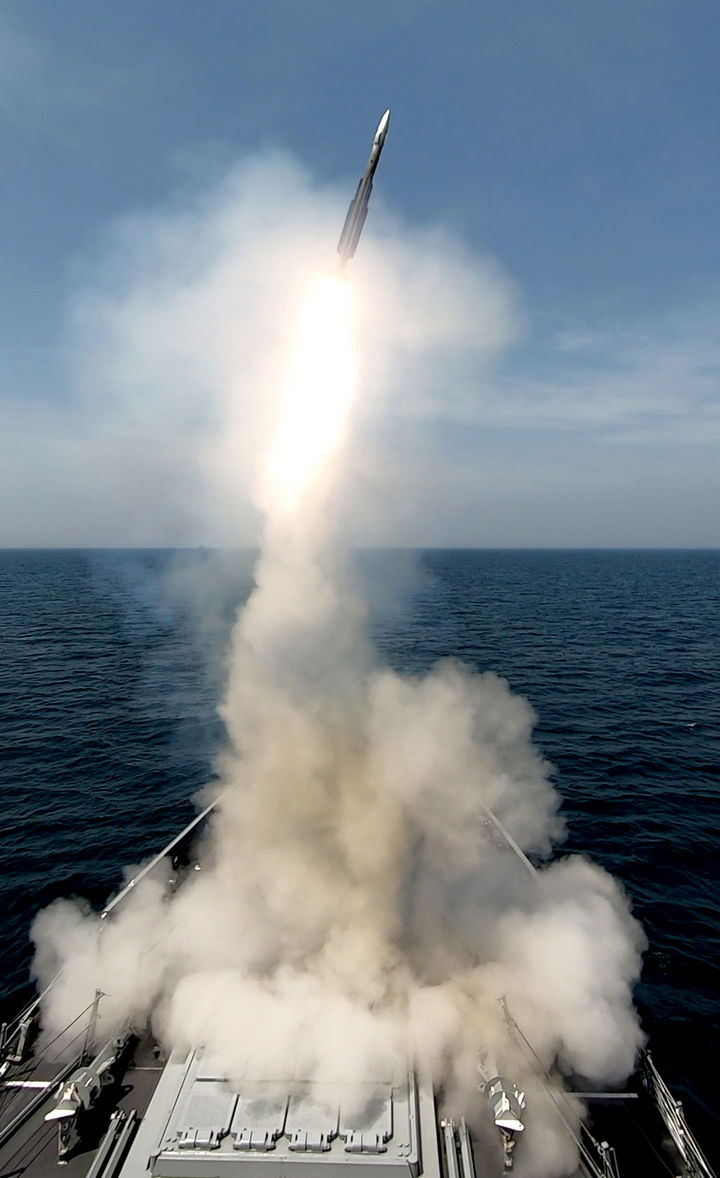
[0,1030,694,1178]
[0,1036,164,1178]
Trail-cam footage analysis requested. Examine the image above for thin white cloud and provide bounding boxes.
[0,10,116,145]
[1,146,718,547]
[0,14,46,115]
[399,307,720,447]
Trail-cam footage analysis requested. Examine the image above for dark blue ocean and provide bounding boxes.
[1,549,718,1159]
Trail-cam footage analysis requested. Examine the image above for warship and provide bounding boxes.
[0,798,715,1178]
[1,111,715,1178]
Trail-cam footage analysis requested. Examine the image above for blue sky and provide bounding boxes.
[2,0,720,546]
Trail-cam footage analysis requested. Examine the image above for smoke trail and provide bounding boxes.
[31,158,646,1178]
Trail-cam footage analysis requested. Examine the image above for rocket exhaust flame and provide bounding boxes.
[264,275,356,514]
[261,110,389,515]
[263,110,390,514]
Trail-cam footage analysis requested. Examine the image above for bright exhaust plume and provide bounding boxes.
[264,275,356,514]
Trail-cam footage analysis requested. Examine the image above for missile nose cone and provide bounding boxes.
[377,109,391,141]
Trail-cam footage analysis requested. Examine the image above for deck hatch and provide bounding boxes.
[341,1087,393,1154]
[230,1091,289,1151]
[175,1081,237,1150]
[286,1086,338,1153]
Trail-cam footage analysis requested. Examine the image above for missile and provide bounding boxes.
[336,108,390,269]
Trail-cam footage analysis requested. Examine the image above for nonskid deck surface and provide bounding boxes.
[0,1029,707,1178]
[0,1035,165,1178]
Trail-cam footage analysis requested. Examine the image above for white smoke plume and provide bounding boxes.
[31,151,646,1177]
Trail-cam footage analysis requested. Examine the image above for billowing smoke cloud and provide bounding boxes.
[31,152,646,1178]
[9,150,514,548]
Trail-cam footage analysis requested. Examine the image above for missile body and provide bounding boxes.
[336,109,390,268]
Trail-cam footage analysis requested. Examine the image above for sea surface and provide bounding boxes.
[1,548,718,1161]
